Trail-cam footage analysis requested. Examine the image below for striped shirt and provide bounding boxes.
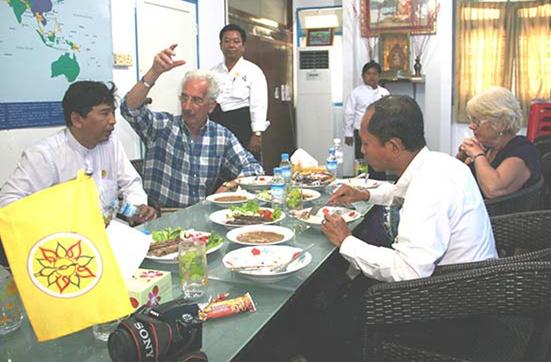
[120,101,264,208]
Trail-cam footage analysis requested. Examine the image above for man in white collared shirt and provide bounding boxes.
[344,61,389,161]
[0,81,156,225]
[324,95,497,282]
[210,24,268,159]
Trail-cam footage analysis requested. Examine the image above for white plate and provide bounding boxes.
[209,208,286,228]
[206,191,256,206]
[237,176,273,191]
[145,230,224,263]
[293,206,362,228]
[256,189,321,203]
[226,225,294,246]
[223,245,312,283]
[330,178,381,190]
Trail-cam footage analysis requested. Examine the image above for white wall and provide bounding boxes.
[0,0,225,185]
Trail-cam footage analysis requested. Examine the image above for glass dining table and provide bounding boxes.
[0,194,373,362]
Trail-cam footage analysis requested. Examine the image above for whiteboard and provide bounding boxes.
[136,0,197,115]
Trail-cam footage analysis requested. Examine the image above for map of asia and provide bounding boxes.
[0,0,112,129]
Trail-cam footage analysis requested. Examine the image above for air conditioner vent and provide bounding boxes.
[299,50,329,69]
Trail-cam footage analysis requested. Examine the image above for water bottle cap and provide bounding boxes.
[281,153,289,160]
[333,138,341,145]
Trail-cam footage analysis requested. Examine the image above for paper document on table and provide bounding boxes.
[106,220,149,280]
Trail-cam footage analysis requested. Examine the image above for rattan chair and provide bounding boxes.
[434,210,551,274]
[535,137,551,209]
[484,177,544,216]
[362,261,551,362]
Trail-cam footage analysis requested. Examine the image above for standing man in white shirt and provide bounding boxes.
[344,61,389,179]
[211,24,269,160]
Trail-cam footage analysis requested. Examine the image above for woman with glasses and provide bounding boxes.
[456,86,541,198]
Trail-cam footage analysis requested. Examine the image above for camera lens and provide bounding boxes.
[108,328,139,362]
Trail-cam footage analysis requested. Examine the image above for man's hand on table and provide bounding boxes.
[248,134,262,154]
[320,213,351,247]
[215,179,239,193]
[328,184,370,205]
[129,204,157,226]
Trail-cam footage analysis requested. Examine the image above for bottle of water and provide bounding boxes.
[326,147,338,178]
[117,195,138,218]
[279,153,292,186]
[271,167,285,210]
[333,138,344,179]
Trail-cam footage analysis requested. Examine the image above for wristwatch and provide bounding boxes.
[140,76,154,88]
[254,131,262,137]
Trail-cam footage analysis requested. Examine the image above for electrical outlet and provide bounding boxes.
[113,53,133,67]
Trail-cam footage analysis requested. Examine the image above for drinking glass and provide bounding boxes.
[354,159,368,177]
[178,240,208,300]
[0,266,23,336]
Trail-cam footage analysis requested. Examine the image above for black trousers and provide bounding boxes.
[210,105,256,156]
[354,129,387,181]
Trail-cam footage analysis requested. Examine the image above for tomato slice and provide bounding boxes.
[322,208,330,215]
[348,211,356,217]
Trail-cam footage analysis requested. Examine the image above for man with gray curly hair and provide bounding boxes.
[121,45,263,208]
[457,86,541,199]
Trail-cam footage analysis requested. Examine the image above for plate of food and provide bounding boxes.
[292,170,335,190]
[206,191,256,206]
[226,225,294,246]
[330,178,381,191]
[209,201,285,228]
[237,176,273,191]
[146,227,225,263]
[292,206,362,229]
[256,188,321,205]
[222,245,312,283]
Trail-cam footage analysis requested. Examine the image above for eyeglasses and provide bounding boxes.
[179,94,206,106]
[467,116,489,127]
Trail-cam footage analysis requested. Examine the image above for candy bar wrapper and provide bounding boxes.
[199,292,256,321]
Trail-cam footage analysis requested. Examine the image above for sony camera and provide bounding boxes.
[107,298,204,362]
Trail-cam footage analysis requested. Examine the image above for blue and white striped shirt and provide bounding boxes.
[120,101,264,208]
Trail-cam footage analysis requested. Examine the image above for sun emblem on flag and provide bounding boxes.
[28,233,103,298]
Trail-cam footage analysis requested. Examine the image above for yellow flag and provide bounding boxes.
[0,171,133,341]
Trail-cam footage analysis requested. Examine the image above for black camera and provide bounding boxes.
[108,298,203,362]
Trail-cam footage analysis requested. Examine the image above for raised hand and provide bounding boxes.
[151,44,186,76]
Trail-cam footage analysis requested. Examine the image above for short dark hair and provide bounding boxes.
[62,81,117,127]
[367,95,426,151]
[219,24,246,44]
[362,61,382,75]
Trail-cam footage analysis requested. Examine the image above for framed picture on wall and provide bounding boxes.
[306,28,334,46]
[379,33,411,77]
[360,0,439,36]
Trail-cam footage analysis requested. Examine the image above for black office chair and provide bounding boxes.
[362,261,551,362]
[484,177,544,216]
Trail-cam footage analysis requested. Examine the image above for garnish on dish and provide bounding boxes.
[148,227,223,257]
[227,201,282,226]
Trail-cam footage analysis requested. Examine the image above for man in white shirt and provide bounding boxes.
[344,61,389,159]
[324,95,497,282]
[0,81,157,225]
[210,24,269,159]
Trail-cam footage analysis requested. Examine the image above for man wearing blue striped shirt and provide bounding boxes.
[121,45,263,208]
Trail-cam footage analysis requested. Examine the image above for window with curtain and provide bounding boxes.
[454,1,551,126]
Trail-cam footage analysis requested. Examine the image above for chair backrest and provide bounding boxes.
[130,159,144,177]
[484,177,544,216]
[527,102,551,142]
[535,137,551,209]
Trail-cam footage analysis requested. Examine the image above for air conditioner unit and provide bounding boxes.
[296,47,334,165]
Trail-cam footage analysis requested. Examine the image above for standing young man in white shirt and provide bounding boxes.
[210,24,269,160]
[344,61,389,179]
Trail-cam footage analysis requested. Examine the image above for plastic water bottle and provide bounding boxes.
[279,153,292,186]
[333,138,344,178]
[326,147,338,178]
[271,167,285,210]
[118,195,138,218]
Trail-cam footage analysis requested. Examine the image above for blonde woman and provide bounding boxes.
[456,87,542,198]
